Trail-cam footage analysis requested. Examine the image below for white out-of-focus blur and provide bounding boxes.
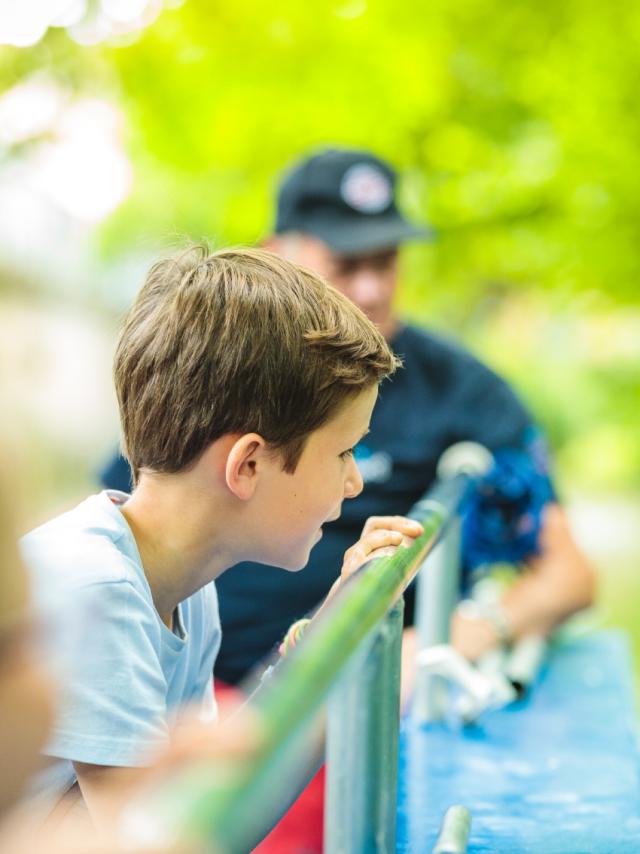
[0,298,120,521]
[0,0,183,47]
[0,73,151,307]
[0,70,154,518]
[32,98,133,223]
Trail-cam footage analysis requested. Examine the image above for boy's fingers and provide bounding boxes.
[362,515,424,537]
[366,528,404,547]
[362,515,406,534]
[365,545,399,562]
[343,529,401,560]
[349,527,420,561]
[358,529,404,556]
[342,530,405,575]
[341,519,424,581]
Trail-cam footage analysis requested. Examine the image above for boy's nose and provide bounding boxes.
[344,457,364,499]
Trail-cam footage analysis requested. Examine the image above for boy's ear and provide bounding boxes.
[225,434,268,501]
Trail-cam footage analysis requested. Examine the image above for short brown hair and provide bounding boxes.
[115,246,399,481]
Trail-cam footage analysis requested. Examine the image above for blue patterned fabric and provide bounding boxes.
[462,428,555,573]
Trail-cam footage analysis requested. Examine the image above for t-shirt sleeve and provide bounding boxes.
[44,580,170,768]
[448,353,557,494]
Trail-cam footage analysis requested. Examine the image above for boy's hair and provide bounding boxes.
[115,246,399,481]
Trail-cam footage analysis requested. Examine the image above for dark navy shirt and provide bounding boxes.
[101,324,535,685]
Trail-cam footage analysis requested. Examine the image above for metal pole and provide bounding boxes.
[324,599,404,854]
[412,517,462,723]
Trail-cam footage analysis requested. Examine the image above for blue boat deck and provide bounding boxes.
[397,632,640,853]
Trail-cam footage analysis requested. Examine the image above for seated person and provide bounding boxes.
[20,246,422,833]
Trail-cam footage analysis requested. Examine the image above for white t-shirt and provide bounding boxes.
[21,491,220,800]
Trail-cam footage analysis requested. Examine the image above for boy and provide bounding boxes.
[22,246,422,829]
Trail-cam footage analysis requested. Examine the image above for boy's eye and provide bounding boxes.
[339,448,354,460]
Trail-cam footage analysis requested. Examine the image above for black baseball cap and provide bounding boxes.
[274,147,430,255]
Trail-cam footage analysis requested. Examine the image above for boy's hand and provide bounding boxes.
[316,516,423,617]
[340,516,424,581]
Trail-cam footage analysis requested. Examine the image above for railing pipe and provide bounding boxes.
[412,519,462,723]
[413,443,493,724]
[324,600,404,853]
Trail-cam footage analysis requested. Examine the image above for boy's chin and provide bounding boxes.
[283,553,311,572]
[262,528,326,572]
[274,546,314,573]
[266,532,323,573]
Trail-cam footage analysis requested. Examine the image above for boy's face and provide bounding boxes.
[251,384,377,571]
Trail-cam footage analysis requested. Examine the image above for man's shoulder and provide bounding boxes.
[394,323,496,379]
[391,322,533,444]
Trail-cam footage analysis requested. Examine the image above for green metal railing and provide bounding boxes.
[121,469,479,854]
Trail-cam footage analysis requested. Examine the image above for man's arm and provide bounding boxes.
[451,503,596,660]
[399,503,596,697]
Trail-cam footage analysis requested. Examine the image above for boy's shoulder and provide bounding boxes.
[21,491,145,592]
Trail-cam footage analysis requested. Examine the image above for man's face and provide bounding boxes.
[275,234,400,340]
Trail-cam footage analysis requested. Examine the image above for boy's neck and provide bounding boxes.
[118,473,234,626]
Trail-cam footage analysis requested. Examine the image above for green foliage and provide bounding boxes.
[1,0,639,490]
[91,0,640,308]
[5,0,640,303]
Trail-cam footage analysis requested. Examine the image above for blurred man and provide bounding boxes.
[222,148,595,676]
[101,148,595,854]
[102,147,595,677]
